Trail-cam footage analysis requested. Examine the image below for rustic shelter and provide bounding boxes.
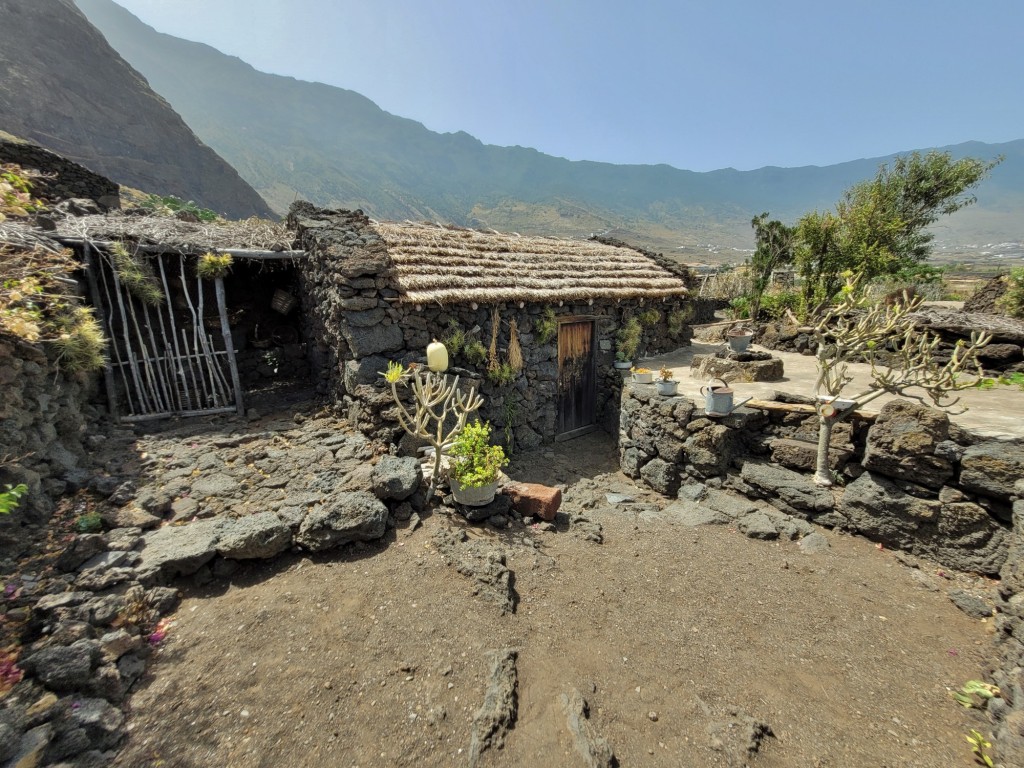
[4,212,308,421]
[290,203,693,449]
[4,192,694,443]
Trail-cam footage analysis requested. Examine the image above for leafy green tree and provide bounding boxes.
[796,151,999,308]
[747,213,795,321]
[795,210,844,310]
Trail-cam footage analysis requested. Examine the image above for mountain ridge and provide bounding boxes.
[0,0,273,219]
[73,0,1024,256]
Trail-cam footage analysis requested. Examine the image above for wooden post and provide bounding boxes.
[215,276,245,416]
[80,242,120,418]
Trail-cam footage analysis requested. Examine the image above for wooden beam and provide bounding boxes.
[743,398,878,422]
[215,275,246,416]
[79,242,119,418]
[53,237,305,260]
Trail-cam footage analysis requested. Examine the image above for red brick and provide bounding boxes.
[505,482,562,521]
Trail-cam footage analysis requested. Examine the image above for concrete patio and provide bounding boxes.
[642,340,1024,439]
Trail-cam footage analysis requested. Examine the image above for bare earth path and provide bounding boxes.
[111,432,993,768]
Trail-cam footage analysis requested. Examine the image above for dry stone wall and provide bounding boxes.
[619,382,1015,575]
[757,312,1024,375]
[0,138,120,210]
[0,338,98,562]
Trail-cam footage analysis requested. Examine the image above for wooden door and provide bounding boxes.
[556,319,597,440]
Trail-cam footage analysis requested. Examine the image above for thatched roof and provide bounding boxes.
[0,221,68,256]
[4,212,297,253]
[374,221,690,305]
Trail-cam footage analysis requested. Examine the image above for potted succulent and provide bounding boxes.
[656,366,678,396]
[447,419,509,506]
[631,366,654,384]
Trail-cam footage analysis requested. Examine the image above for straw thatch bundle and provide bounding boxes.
[508,318,523,371]
[0,221,68,256]
[374,221,689,305]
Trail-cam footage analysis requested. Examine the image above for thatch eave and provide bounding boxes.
[25,212,297,253]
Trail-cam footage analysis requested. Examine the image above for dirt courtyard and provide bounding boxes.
[110,430,996,768]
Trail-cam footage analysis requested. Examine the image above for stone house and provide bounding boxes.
[290,203,693,449]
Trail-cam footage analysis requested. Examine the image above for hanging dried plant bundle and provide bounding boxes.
[110,241,164,306]
[508,317,523,371]
[488,307,501,372]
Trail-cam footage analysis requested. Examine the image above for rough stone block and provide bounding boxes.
[295,491,388,550]
[341,322,404,357]
[21,640,98,691]
[839,471,1007,575]
[770,437,851,473]
[216,512,292,560]
[135,519,220,582]
[960,440,1024,501]
[639,458,681,497]
[739,461,835,520]
[684,424,737,478]
[371,455,422,501]
[691,353,784,382]
[862,400,953,489]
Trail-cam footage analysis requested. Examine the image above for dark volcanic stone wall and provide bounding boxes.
[0,137,120,209]
[289,203,692,450]
[0,337,98,562]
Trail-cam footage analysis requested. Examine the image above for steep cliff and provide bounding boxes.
[0,0,274,219]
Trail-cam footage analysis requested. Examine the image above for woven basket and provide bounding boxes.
[271,290,297,315]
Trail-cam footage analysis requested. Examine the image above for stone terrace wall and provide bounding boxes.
[289,202,692,450]
[0,337,98,561]
[619,382,1016,574]
[757,312,1024,375]
[0,137,120,210]
[618,381,1024,758]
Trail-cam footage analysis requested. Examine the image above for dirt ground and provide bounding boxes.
[109,428,997,768]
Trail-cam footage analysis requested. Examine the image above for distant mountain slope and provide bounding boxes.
[77,0,1021,255]
[0,0,273,219]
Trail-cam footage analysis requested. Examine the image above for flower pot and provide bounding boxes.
[450,476,499,506]
[632,372,654,384]
[656,380,678,396]
[727,328,753,353]
[613,360,633,370]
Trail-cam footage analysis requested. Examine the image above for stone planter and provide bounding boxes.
[614,360,633,370]
[632,371,654,384]
[450,476,499,506]
[655,380,679,396]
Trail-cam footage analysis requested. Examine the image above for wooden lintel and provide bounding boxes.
[53,237,305,260]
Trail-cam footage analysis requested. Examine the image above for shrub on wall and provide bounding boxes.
[998,268,1024,319]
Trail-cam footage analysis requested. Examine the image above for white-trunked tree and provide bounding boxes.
[810,275,990,486]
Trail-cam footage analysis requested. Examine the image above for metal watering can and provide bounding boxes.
[700,377,751,417]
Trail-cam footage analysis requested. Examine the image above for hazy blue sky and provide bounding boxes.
[110,0,1023,172]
